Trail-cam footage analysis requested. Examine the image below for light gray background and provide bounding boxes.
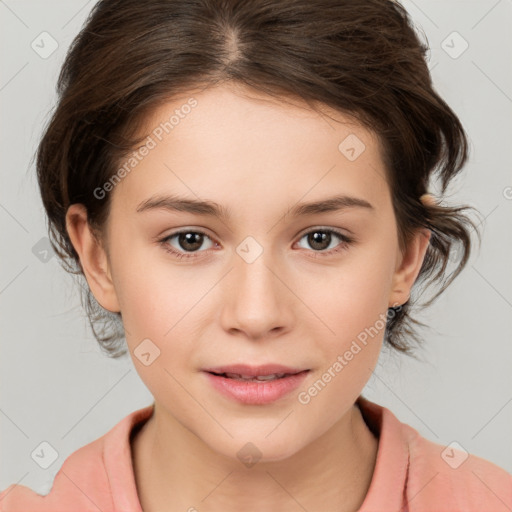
[1,0,511,496]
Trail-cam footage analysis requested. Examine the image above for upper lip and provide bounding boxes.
[202,364,309,376]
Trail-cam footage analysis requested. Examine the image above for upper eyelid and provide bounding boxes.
[163,226,350,247]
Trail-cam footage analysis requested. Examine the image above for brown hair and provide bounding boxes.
[37,0,481,359]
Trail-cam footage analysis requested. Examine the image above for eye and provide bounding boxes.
[295,228,353,258]
[159,227,354,261]
[159,229,217,260]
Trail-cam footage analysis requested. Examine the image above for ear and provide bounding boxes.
[388,228,431,307]
[65,204,120,313]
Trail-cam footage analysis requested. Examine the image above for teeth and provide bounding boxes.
[223,372,287,381]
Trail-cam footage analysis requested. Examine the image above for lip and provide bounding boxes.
[202,366,310,405]
[201,364,308,377]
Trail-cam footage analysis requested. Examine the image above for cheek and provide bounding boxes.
[296,284,387,436]
[113,249,212,376]
[301,250,394,341]
[116,260,201,406]
[111,238,193,332]
[295,251,392,402]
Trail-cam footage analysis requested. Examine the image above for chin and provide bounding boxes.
[204,431,305,467]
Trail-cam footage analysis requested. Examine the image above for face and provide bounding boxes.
[68,83,429,462]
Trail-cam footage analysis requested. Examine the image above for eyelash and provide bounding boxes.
[159,228,354,261]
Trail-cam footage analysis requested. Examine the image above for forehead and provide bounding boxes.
[139,83,379,147]
[111,83,389,216]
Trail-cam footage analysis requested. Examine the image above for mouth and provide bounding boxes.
[201,363,310,380]
[201,365,311,405]
[205,370,308,382]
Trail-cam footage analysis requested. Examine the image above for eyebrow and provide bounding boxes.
[136,193,374,220]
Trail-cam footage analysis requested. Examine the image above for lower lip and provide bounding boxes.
[203,371,310,405]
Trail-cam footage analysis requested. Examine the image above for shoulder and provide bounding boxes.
[399,415,512,511]
[0,404,153,512]
[0,436,112,512]
[357,396,512,512]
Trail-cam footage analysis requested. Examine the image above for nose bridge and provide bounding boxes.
[235,237,282,303]
[222,236,292,337]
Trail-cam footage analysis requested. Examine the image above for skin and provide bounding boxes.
[66,83,431,512]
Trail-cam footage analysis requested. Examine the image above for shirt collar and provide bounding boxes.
[104,403,154,511]
[103,397,409,512]
[356,395,410,511]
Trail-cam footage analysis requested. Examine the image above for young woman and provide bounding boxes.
[1,0,511,511]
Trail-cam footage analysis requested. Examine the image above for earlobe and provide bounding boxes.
[65,204,121,313]
[388,228,431,307]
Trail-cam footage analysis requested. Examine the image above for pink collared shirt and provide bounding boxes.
[1,396,511,511]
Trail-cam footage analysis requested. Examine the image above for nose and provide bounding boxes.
[219,248,295,340]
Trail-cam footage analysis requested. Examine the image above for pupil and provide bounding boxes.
[309,231,329,250]
[180,232,202,251]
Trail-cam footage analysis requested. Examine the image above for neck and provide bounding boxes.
[132,401,378,512]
